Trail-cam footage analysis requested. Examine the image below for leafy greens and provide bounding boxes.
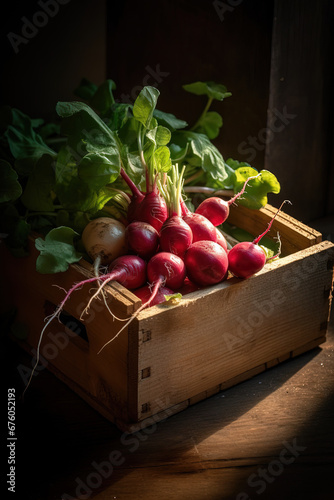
[0,78,280,273]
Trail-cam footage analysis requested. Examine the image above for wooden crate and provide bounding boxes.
[2,204,334,433]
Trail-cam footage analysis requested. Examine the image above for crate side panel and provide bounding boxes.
[136,241,334,419]
[7,284,91,390]
[1,241,133,419]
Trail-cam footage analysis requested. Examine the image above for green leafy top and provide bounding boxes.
[0,77,280,273]
[183,81,232,101]
[35,226,82,274]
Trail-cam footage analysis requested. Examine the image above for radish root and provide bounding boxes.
[22,272,123,396]
[97,280,161,355]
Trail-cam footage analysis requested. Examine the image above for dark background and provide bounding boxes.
[1,0,334,228]
[1,4,334,499]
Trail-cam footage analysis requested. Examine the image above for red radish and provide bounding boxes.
[82,216,127,266]
[23,254,147,395]
[181,200,217,243]
[195,174,260,226]
[120,167,145,221]
[215,228,228,253]
[160,216,193,258]
[97,251,186,354]
[184,240,229,287]
[159,165,193,258]
[125,221,159,259]
[178,277,202,295]
[133,284,174,306]
[121,167,168,232]
[107,255,147,290]
[138,186,168,232]
[147,252,186,292]
[228,200,290,279]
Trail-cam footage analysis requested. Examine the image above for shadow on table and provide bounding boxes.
[6,327,333,500]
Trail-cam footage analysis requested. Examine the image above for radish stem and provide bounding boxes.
[184,186,234,197]
[253,200,291,245]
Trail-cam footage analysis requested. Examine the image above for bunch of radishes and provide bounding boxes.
[78,165,286,317]
[24,164,286,393]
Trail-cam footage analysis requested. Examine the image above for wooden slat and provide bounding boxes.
[1,238,141,424]
[135,241,334,420]
[228,203,322,255]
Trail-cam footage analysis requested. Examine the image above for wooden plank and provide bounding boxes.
[228,203,322,254]
[135,241,334,419]
[264,0,334,223]
[1,239,141,423]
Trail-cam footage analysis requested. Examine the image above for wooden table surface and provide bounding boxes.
[4,310,334,500]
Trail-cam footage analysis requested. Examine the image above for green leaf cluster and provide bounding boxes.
[0,77,280,273]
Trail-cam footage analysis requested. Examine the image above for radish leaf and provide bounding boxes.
[77,151,121,189]
[173,131,228,183]
[192,111,223,139]
[74,78,98,101]
[183,81,232,101]
[133,86,160,129]
[4,109,56,169]
[91,79,116,115]
[35,226,82,274]
[146,125,171,147]
[153,109,188,131]
[0,160,22,203]
[233,168,281,209]
[56,101,119,155]
[21,154,55,211]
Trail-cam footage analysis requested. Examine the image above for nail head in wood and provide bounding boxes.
[141,402,151,413]
[141,367,151,379]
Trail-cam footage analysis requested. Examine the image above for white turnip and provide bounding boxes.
[82,216,127,267]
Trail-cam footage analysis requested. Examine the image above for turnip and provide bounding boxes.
[184,240,229,287]
[81,216,128,320]
[159,165,193,258]
[82,216,127,267]
[228,200,290,279]
[194,174,260,226]
[125,221,159,260]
